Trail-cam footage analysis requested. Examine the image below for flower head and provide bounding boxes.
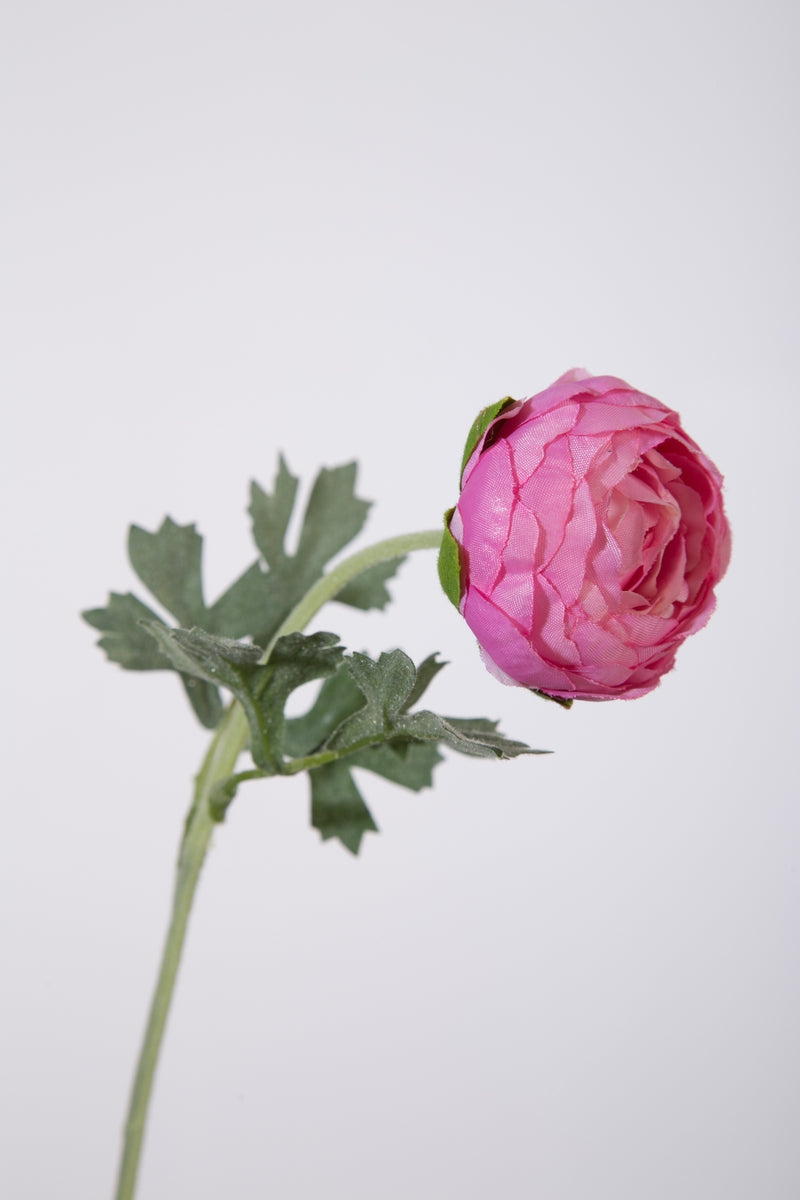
[440,370,731,700]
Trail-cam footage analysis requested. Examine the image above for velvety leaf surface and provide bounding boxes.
[333,557,406,611]
[309,760,378,856]
[84,458,404,726]
[82,592,168,671]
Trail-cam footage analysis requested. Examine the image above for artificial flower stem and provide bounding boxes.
[113,700,246,1200]
[261,529,444,661]
[111,528,442,1200]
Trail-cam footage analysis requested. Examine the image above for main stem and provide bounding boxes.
[112,528,442,1200]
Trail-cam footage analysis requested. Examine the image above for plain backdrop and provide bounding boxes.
[2,2,798,1198]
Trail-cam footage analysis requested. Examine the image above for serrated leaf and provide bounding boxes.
[140,624,346,771]
[140,622,277,765]
[128,518,206,626]
[325,648,541,762]
[253,632,345,764]
[399,653,447,712]
[336,650,417,737]
[283,668,366,759]
[295,463,371,575]
[140,622,263,685]
[245,459,394,646]
[85,457,401,730]
[334,557,405,611]
[348,740,443,790]
[248,457,298,570]
[206,561,274,639]
[401,711,538,759]
[309,759,378,855]
[323,649,420,752]
[82,592,169,670]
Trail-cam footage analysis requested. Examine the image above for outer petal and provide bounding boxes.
[450,371,730,701]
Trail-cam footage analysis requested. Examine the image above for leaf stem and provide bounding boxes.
[111,527,442,1200]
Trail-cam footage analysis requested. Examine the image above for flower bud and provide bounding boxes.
[439,370,731,701]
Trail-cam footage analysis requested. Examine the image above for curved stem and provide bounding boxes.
[113,700,246,1200]
[261,529,443,661]
[111,527,442,1200]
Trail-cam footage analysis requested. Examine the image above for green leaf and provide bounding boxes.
[139,624,346,771]
[296,647,541,853]
[205,562,273,639]
[128,519,206,626]
[325,649,540,762]
[437,510,462,610]
[295,463,371,576]
[402,712,540,759]
[309,760,378,855]
[82,592,169,670]
[140,622,276,765]
[459,396,519,482]
[137,632,543,849]
[248,456,298,570]
[333,649,417,740]
[249,460,373,604]
[252,632,345,764]
[85,456,399,727]
[244,458,398,645]
[180,676,224,729]
[283,668,366,759]
[347,740,443,790]
[400,652,447,712]
[140,623,263,685]
[334,557,406,611]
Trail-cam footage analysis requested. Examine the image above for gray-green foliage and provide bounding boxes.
[83,458,405,727]
[149,626,541,853]
[84,458,543,853]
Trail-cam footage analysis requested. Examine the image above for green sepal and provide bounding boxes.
[459,395,519,482]
[532,688,574,710]
[437,509,462,610]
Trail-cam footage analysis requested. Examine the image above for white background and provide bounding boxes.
[2,3,798,1198]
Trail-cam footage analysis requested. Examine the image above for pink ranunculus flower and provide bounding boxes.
[440,370,731,701]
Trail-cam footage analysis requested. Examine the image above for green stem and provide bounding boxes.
[112,700,246,1200]
[112,528,442,1200]
[261,529,443,661]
